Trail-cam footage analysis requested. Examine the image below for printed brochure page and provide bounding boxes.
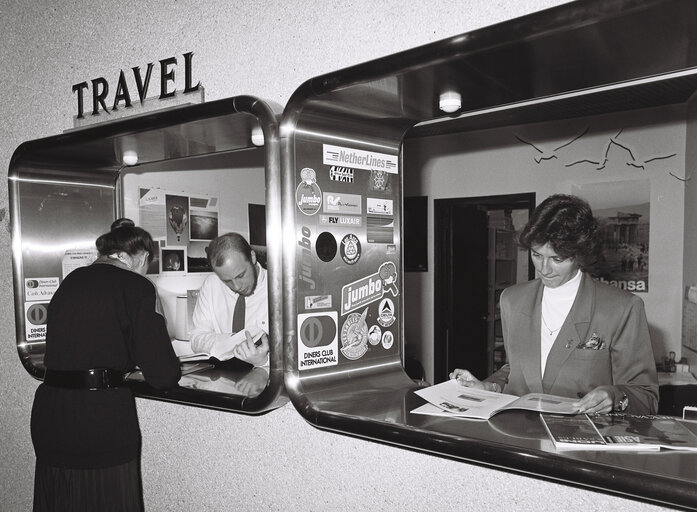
[413,379,579,420]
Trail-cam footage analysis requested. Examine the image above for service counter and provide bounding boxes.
[290,366,697,509]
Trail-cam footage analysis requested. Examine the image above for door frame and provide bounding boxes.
[433,192,536,383]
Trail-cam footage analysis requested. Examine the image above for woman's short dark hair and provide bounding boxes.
[206,232,253,268]
[110,217,135,231]
[96,226,156,263]
[518,194,600,271]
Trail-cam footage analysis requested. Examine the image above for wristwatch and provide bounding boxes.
[614,392,629,413]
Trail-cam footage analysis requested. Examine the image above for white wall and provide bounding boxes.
[121,151,266,333]
[404,105,688,384]
[1,1,672,510]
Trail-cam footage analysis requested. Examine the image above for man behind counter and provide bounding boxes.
[190,232,269,366]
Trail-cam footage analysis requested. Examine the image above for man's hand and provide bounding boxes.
[232,331,269,366]
[573,385,615,414]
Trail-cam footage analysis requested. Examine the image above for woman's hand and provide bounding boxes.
[449,368,499,392]
[572,385,614,414]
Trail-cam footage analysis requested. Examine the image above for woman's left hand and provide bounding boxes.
[572,385,615,414]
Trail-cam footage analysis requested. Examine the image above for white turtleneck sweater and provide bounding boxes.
[540,269,582,376]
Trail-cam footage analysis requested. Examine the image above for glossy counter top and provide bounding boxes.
[292,369,697,509]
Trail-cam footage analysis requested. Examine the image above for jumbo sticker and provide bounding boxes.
[296,168,322,216]
[341,262,399,316]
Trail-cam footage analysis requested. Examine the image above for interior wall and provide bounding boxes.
[2,1,672,511]
[404,105,688,383]
[121,151,266,334]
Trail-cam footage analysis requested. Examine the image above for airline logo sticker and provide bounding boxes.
[340,308,369,360]
[341,262,399,316]
[25,301,49,341]
[296,168,322,216]
[25,277,59,302]
[323,192,361,215]
[319,214,362,227]
[323,144,398,174]
[329,166,354,183]
[298,311,338,370]
[377,298,396,327]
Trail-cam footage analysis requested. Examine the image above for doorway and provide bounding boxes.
[433,193,535,384]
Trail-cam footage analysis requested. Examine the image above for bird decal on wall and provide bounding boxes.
[515,127,589,164]
[566,128,676,171]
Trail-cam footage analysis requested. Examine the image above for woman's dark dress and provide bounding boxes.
[31,263,181,511]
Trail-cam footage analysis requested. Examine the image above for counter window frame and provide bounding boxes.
[279,0,697,508]
[9,95,286,414]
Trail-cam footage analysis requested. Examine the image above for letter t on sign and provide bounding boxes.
[72,81,89,119]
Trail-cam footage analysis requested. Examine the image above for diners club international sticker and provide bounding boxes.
[296,167,322,215]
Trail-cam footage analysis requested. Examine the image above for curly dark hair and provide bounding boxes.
[518,194,601,271]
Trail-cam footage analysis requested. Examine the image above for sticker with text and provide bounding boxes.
[323,144,398,174]
[340,308,369,360]
[298,311,338,370]
[296,168,322,216]
[341,262,399,315]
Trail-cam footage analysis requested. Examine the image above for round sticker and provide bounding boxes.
[368,325,382,346]
[296,168,322,216]
[340,308,369,360]
[381,331,394,350]
[340,234,361,265]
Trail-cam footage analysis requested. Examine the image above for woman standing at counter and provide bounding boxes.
[31,226,181,511]
[451,194,658,415]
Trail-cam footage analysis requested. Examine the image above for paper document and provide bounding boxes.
[413,379,580,420]
[172,327,265,362]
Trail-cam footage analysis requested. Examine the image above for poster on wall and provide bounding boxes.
[572,179,649,293]
[166,194,190,245]
[139,188,217,274]
[189,196,219,241]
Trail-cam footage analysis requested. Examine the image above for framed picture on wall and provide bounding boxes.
[161,247,187,275]
[572,179,649,293]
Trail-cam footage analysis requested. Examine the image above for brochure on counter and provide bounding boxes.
[412,379,580,420]
[171,327,264,362]
[542,413,697,451]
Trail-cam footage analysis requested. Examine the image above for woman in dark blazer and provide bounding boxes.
[451,194,658,415]
[31,226,181,511]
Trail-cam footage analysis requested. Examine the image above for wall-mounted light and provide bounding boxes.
[251,126,265,147]
[122,149,139,166]
[439,91,461,113]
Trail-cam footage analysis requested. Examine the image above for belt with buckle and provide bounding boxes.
[43,368,125,390]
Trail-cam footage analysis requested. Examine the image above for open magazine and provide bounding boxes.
[171,327,265,362]
[542,413,697,451]
[412,379,580,420]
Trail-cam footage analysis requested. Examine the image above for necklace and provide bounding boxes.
[541,312,562,336]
